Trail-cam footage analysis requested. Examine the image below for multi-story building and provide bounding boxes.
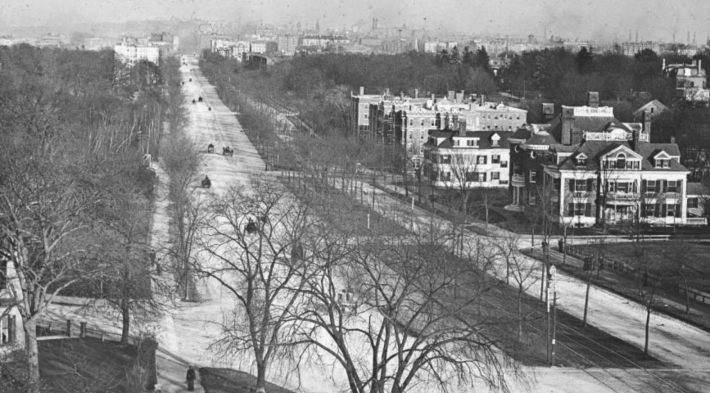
[663,59,709,102]
[423,130,512,188]
[277,35,299,55]
[507,92,704,227]
[351,87,386,136]
[114,41,160,66]
[250,41,277,54]
[1,246,23,353]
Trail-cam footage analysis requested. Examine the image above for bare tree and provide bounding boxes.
[197,178,314,393]
[496,234,539,339]
[292,225,520,393]
[0,135,102,392]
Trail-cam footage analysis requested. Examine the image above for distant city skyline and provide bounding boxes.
[1,0,709,43]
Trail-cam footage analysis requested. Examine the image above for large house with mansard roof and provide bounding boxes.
[506,92,706,228]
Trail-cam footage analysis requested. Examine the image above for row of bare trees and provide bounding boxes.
[0,46,184,391]
[186,176,528,393]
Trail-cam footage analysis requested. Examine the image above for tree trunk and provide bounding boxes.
[255,361,267,393]
[583,273,592,328]
[644,303,651,358]
[23,318,41,393]
[121,300,130,345]
[517,292,523,340]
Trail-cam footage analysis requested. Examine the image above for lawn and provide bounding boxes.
[38,337,156,392]
[199,368,294,393]
[573,241,710,292]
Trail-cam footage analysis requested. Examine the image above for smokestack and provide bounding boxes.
[400,91,404,100]
[385,88,390,97]
[447,90,455,101]
[460,90,465,103]
[359,86,364,95]
[414,88,419,99]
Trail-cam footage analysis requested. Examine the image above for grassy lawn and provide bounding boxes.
[573,241,710,292]
[199,368,294,393]
[38,337,154,392]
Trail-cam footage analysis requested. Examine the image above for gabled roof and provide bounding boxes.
[632,99,670,115]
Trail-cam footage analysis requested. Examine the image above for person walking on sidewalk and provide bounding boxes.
[186,365,196,391]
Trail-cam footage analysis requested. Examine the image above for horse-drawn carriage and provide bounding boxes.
[201,176,211,188]
[207,144,214,153]
[223,146,234,157]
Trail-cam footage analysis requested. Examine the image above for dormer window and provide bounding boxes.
[656,159,670,168]
[575,153,587,166]
[616,153,626,169]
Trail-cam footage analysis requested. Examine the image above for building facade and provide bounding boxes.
[507,92,704,227]
[114,41,160,66]
[423,130,511,188]
[1,248,23,353]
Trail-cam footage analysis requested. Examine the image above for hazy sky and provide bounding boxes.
[1,0,709,42]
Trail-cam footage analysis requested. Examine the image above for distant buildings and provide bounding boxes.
[663,59,709,103]
[114,40,161,66]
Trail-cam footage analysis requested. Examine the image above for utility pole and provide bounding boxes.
[548,265,557,366]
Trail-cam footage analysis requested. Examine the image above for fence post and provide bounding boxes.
[66,320,72,337]
[80,322,87,338]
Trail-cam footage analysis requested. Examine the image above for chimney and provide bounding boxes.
[454,92,461,103]
[458,118,467,135]
[671,136,676,144]
[400,91,404,100]
[587,92,600,108]
[359,86,364,95]
[561,107,575,145]
[542,103,555,121]
[431,93,435,102]
[643,109,651,141]
[385,88,390,97]
[631,128,639,152]
[460,90,465,102]
[414,88,419,99]
[447,90,455,101]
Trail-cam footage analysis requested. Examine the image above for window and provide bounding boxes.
[421,119,425,126]
[575,180,589,192]
[646,180,656,193]
[688,198,699,208]
[454,140,460,147]
[492,172,500,180]
[492,155,501,164]
[441,171,451,181]
[667,180,678,193]
[528,190,536,205]
[466,140,478,147]
[568,203,592,217]
[492,139,500,147]
[501,160,508,168]
[529,170,537,183]
[409,119,414,126]
[441,155,451,164]
[643,204,655,217]
[430,119,436,126]
[477,156,487,165]
[666,203,679,217]
[616,153,626,170]
[656,159,670,168]
[616,182,629,193]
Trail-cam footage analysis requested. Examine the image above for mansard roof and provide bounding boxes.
[555,141,687,172]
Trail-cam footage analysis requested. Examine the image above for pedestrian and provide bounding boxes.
[186,365,196,391]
